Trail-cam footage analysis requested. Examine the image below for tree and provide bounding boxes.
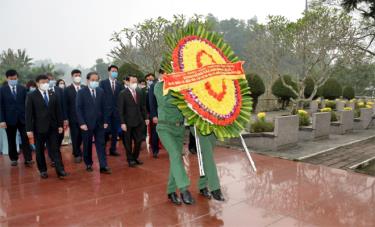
[246,73,265,111]
[321,78,343,99]
[118,62,144,81]
[304,77,315,98]
[272,75,298,109]
[30,64,64,79]
[91,58,108,78]
[0,49,32,81]
[343,86,355,99]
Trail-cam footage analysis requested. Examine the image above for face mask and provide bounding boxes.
[73,76,81,84]
[39,83,49,91]
[58,84,65,89]
[111,72,118,79]
[147,80,153,87]
[89,81,99,89]
[29,87,36,92]
[49,80,56,88]
[130,83,138,90]
[8,79,18,86]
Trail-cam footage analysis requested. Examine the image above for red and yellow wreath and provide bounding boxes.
[161,25,252,139]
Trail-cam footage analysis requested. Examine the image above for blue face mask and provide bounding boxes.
[8,79,18,86]
[29,87,36,92]
[89,81,99,89]
[111,72,118,79]
[49,80,56,88]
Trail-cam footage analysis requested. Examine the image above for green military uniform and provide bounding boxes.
[190,128,221,192]
[154,82,190,194]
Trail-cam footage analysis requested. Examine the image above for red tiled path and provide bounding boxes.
[0,144,375,226]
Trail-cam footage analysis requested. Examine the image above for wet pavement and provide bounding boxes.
[0,145,374,226]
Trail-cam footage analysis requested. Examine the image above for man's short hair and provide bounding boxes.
[36,75,48,82]
[145,73,155,79]
[5,69,18,78]
[107,65,119,72]
[71,69,82,76]
[86,71,99,80]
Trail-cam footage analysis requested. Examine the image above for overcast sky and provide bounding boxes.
[0,0,306,67]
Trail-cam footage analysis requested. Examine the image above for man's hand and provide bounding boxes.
[80,124,88,131]
[63,120,69,129]
[104,123,108,129]
[0,122,7,128]
[121,124,127,132]
[27,131,34,138]
[58,127,63,134]
[152,117,158,124]
[145,119,150,126]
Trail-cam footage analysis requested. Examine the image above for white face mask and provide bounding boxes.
[58,84,65,89]
[73,76,81,84]
[130,83,138,90]
[39,83,49,91]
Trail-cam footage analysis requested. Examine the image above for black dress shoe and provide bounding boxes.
[189,148,197,155]
[11,161,18,166]
[199,187,212,199]
[153,154,158,159]
[211,189,225,201]
[74,156,82,163]
[135,159,143,165]
[40,172,48,179]
[57,171,69,179]
[109,151,120,156]
[86,165,93,172]
[168,192,182,205]
[128,161,137,168]
[100,167,112,174]
[180,190,195,205]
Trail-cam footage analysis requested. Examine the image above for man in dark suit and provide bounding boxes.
[147,73,160,159]
[0,69,33,166]
[26,75,68,179]
[76,72,112,174]
[99,65,123,156]
[118,75,148,167]
[64,69,84,163]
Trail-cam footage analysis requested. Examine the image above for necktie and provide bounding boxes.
[111,81,115,94]
[131,89,137,103]
[91,89,96,99]
[12,86,16,99]
[43,91,49,106]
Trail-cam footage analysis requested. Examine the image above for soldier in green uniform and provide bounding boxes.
[153,81,195,205]
[191,128,225,201]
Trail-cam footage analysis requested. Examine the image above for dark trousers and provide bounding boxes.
[122,123,143,163]
[105,113,119,153]
[188,131,196,151]
[69,121,82,157]
[5,121,32,162]
[46,130,64,163]
[82,126,108,169]
[149,122,159,155]
[35,130,64,174]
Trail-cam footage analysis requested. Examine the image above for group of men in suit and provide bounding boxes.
[0,65,153,179]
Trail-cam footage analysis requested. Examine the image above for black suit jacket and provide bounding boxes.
[76,87,109,130]
[148,81,158,119]
[0,84,28,125]
[64,84,85,123]
[25,89,63,134]
[118,88,146,127]
[50,86,65,119]
[99,78,123,118]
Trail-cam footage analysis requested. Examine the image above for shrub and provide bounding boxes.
[304,77,315,98]
[325,100,336,110]
[297,109,310,126]
[118,62,144,81]
[250,112,274,133]
[342,86,355,100]
[320,107,338,122]
[321,78,342,100]
[272,75,298,109]
[344,107,352,111]
[247,73,265,111]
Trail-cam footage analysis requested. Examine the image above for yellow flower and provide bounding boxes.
[344,107,352,111]
[297,109,308,115]
[321,107,332,112]
[257,112,266,121]
[366,104,372,109]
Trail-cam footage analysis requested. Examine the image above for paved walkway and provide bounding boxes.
[1,145,375,226]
